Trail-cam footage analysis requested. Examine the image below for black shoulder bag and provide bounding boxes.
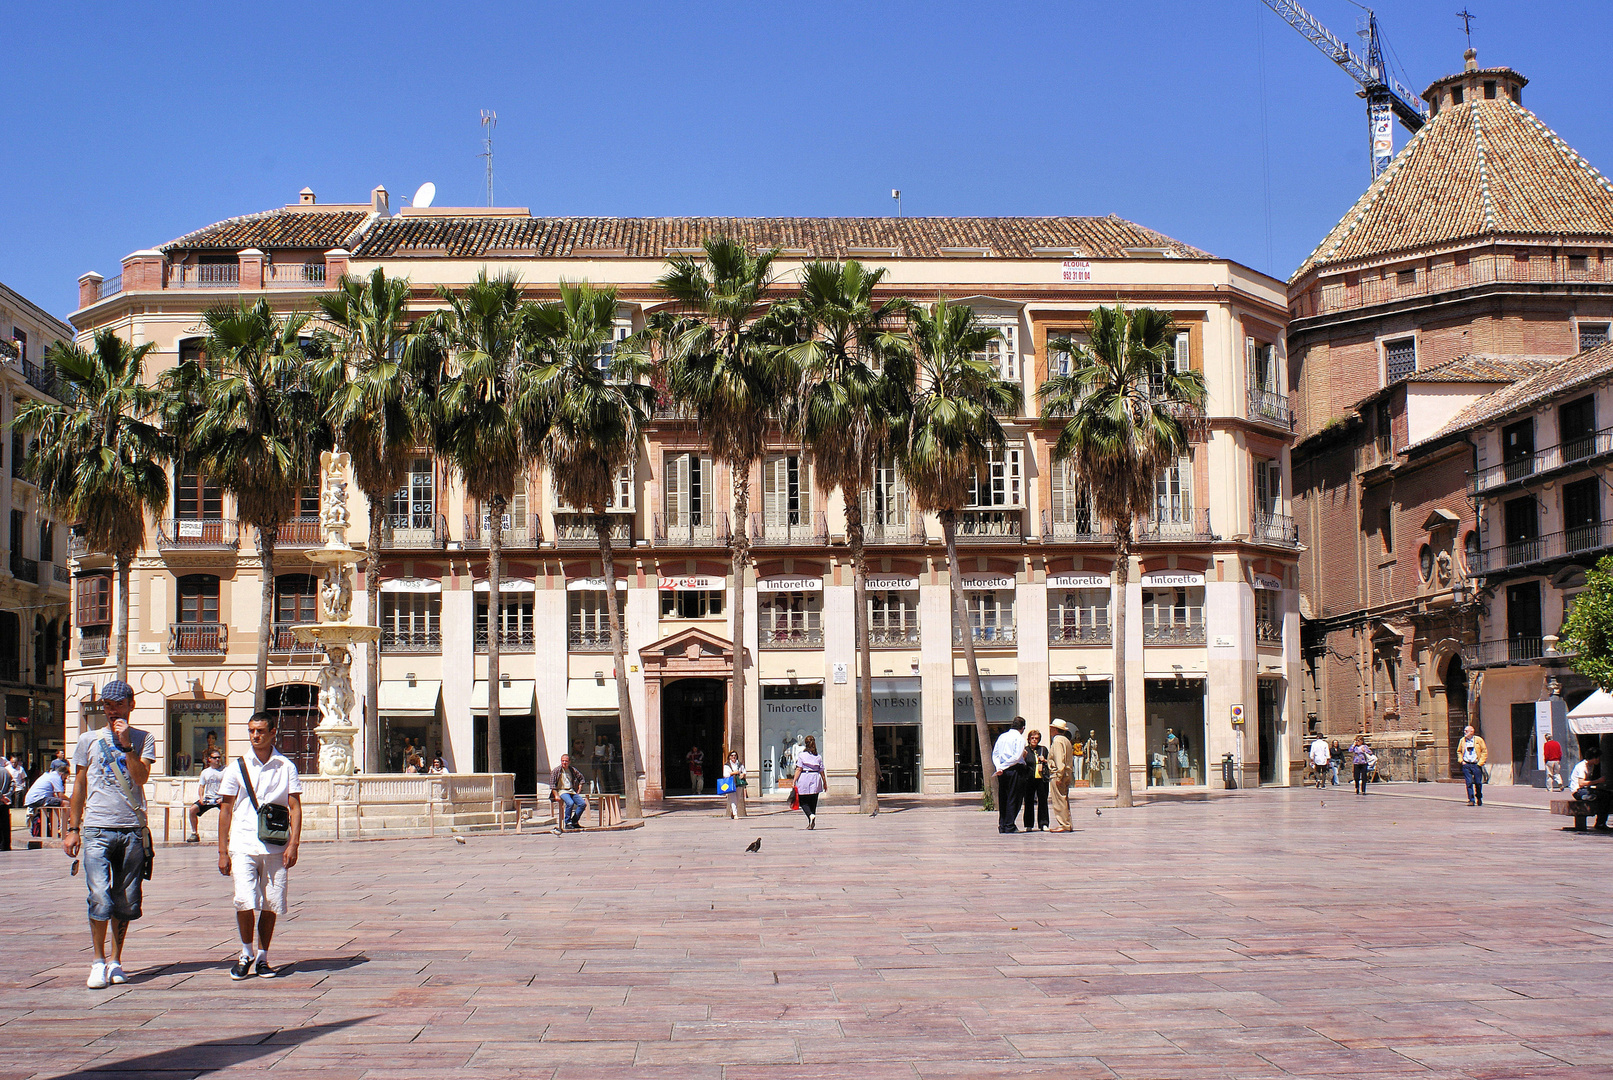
[237,758,292,845]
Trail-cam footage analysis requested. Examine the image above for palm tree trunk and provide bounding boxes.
[255,526,276,713]
[1110,527,1134,808]
[943,510,994,812]
[728,460,750,816]
[366,498,383,773]
[846,491,877,814]
[113,552,131,683]
[485,497,504,775]
[598,514,643,819]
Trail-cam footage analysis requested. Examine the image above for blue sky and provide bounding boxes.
[4,1,1610,318]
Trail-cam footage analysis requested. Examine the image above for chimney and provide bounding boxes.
[1464,48,1478,72]
[299,187,317,206]
[371,185,390,216]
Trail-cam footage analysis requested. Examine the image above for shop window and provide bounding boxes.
[868,590,920,645]
[569,591,616,651]
[475,593,534,649]
[661,590,723,619]
[1142,586,1205,644]
[381,592,441,651]
[1049,589,1110,644]
[955,590,1015,644]
[759,592,821,647]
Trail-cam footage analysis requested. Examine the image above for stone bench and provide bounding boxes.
[1551,797,1609,831]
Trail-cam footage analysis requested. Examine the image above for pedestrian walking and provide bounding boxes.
[1308,735,1330,789]
[1022,729,1050,832]
[991,717,1028,834]
[1048,719,1074,832]
[1328,740,1344,786]
[187,749,225,843]
[0,754,13,852]
[550,755,588,830]
[63,680,154,990]
[1349,735,1372,795]
[1457,725,1488,806]
[1544,735,1564,792]
[791,736,826,829]
[216,711,303,980]
[686,745,705,796]
[722,751,746,819]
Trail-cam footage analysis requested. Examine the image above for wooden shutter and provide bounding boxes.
[77,575,111,626]
[665,453,687,526]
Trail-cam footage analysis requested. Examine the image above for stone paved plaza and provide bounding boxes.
[2,787,1611,1080]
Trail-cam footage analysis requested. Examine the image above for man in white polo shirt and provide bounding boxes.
[217,711,302,980]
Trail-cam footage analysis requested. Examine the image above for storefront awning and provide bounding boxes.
[473,579,536,593]
[471,679,536,713]
[567,677,620,715]
[1569,689,1613,735]
[378,680,442,719]
[380,578,441,593]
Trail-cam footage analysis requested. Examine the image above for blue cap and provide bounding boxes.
[100,680,135,703]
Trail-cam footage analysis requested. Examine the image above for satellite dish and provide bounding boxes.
[411,182,436,209]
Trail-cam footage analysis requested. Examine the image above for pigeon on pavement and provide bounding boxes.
[454,836,467,845]
[745,837,762,853]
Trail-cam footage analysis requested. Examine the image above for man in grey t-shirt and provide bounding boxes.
[64,680,156,990]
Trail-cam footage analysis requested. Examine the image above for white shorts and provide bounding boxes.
[231,852,288,915]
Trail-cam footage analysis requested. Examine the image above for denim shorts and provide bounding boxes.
[82,826,145,922]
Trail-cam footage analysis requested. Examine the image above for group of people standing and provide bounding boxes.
[992,717,1085,833]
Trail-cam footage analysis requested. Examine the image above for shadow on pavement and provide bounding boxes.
[44,1017,371,1078]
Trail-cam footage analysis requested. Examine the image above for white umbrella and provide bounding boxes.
[1568,689,1613,736]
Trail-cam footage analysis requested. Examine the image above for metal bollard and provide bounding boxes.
[1221,752,1238,790]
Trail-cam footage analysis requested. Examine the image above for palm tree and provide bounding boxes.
[313,268,435,770]
[652,237,794,799]
[1040,305,1206,808]
[420,271,532,775]
[782,260,911,814]
[17,331,170,681]
[892,298,1021,811]
[527,281,657,818]
[162,299,328,711]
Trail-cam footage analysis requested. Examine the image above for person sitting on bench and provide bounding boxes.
[1568,745,1610,831]
[550,755,588,831]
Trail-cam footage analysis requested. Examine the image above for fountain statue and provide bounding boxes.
[292,448,381,776]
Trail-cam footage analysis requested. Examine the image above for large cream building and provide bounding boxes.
[66,189,1298,799]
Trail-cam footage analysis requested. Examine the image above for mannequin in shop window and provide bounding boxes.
[1164,728,1181,783]
[1083,730,1100,784]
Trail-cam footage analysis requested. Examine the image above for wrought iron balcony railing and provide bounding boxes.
[156,518,241,550]
[759,613,822,649]
[568,626,617,652]
[751,512,828,546]
[1251,512,1299,547]
[1139,507,1214,542]
[1048,621,1112,645]
[269,622,318,653]
[474,628,535,652]
[276,518,323,546]
[1256,620,1283,645]
[553,514,627,548]
[1040,509,1114,544]
[380,513,447,549]
[1247,388,1294,429]
[79,633,110,660]
[1474,521,1613,575]
[265,262,328,287]
[381,629,442,653]
[861,515,924,545]
[1469,426,1613,496]
[867,625,921,647]
[52,563,70,584]
[169,263,240,288]
[9,554,37,584]
[169,622,228,655]
[652,511,730,547]
[956,508,1022,542]
[1142,612,1206,645]
[1461,636,1577,667]
[463,513,541,550]
[952,624,1018,645]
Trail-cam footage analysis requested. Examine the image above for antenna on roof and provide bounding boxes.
[411,182,436,210]
[891,189,902,218]
[479,111,497,207]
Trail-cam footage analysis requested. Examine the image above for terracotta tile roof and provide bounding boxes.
[1292,97,1613,282]
[1405,354,1558,384]
[348,215,1211,260]
[162,209,371,253]
[1435,343,1613,434]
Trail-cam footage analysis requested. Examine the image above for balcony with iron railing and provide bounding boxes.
[1143,610,1206,645]
[265,262,328,287]
[474,628,536,652]
[169,263,241,288]
[867,624,921,647]
[1040,510,1114,544]
[653,511,731,547]
[98,273,122,298]
[1247,387,1294,429]
[1139,506,1214,543]
[79,632,110,661]
[169,622,228,655]
[52,563,70,585]
[1256,620,1283,645]
[156,518,241,550]
[1048,619,1112,645]
[861,514,925,545]
[269,622,318,654]
[759,612,823,649]
[1461,636,1579,668]
[9,553,37,584]
[380,513,447,549]
[1250,512,1299,547]
[751,512,828,547]
[276,518,323,546]
[381,629,441,654]
[20,358,60,398]
[553,513,626,548]
[568,624,617,653]
[1474,521,1613,576]
[952,623,1018,646]
[955,508,1022,543]
[1469,426,1613,496]
[463,513,541,549]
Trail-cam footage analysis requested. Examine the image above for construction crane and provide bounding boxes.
[1260,0,1427,179]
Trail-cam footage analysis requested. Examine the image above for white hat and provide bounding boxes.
[1050,719,1069,731]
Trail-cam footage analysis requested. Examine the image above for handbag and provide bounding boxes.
[788,786,800,811]
[237,758,291,846]
[100,732,154,880]
[716,777,735,795]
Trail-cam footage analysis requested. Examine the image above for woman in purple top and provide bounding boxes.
[1350,736,1372,795]
[791,736,826,830]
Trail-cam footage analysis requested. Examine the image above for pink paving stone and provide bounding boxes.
[2,789,1611,1079]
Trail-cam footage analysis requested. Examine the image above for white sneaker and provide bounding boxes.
[106,962,127,985]
[87,962,108,989]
